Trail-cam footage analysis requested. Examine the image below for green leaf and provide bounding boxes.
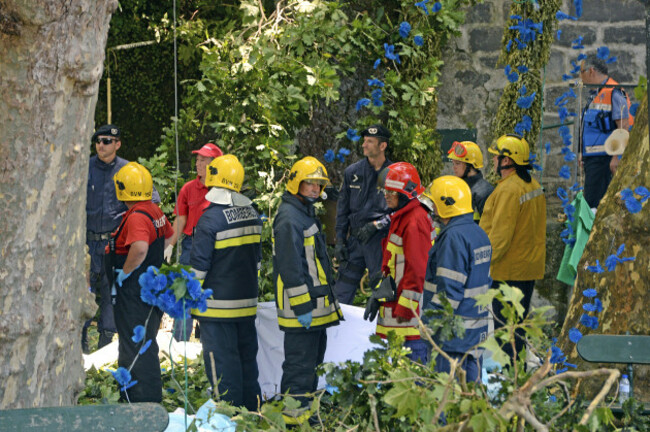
[170,277,188,301]
[479,336,510,367]
[499,282,525,317]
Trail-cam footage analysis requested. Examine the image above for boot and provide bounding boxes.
[97,330,116,349]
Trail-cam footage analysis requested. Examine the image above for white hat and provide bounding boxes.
[604,129,629,156]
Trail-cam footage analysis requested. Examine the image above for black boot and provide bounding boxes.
[97,330,116,349]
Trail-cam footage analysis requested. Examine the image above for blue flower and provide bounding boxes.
[373,58,381,69]
[131,325,145,343]
[514,115,532,135]
[561,147,576,162]
[187,278,202,300]
[517,65,529,74]
[415,0,430,15]
[517,93,536,109]
[562,74,574,81]
[555,89,577,107]
[336,148,351,163]
[586,260,604,273]
[399,21,411,38]
[634,186,649,201]
[583,299,603,313]
[505,65,519,83]
[384,43,401,64]
[414,35,424,46]
[111,367,138,391]
[596,46,610,60]
[558,107,576,123]
[138,339,153,355]
[346,128,361,142]
[557,187,568,203]
[569,328,583,343]
[606,56,618,64]
[582,288,598,298]
[544,142,551,155]
[556,11,577,21]
[556,29,562,40]
[558,165,571,179]
[367,79,384,88]
[371,88,383,100]
[372,98,383,107]
[431,1,442,12]
[604,243,636,271]
[323,149,335,163]
[355,98,370,111]
[580,313,599,330]
[549,395,557,402]
[571,37,584,50]
[574,0,583,17]
[506,40,513,53]
[569,182,583,192]
[577,53,586,61]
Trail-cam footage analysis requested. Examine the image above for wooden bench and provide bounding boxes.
[0,403,169,432]
[577,334,650,413]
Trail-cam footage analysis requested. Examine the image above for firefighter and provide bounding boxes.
[334,125,393,304]
[364,162,433,363]
[421,176,492,382]
[446,140,494,221]
[273,157,343,425]
[189,155,262,411]
[108,162,173,402]
[480,134,546,363]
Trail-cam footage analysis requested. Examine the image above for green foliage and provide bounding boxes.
[137,151,184,214]
[634,75,647,102]
[78,366,121,405]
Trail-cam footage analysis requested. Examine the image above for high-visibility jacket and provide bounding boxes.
[190,189,262,321]
[479,172,546,281]
[423,213,492,357]
[376,199,433,341]
[273,192,342,332]
[581,77,634,157]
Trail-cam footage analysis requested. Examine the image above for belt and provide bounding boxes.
[87,231,112,241]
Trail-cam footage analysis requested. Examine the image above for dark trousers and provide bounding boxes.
[174,236,195,341]
[583,155,612,209]
[491,280,535,363]
[199,319,261,411]
[435,352,482,383]
[404,338,429,364]
[281,330,327,407]
[335,233,384,305]
[114,275,163,403]
[82,270,117,350]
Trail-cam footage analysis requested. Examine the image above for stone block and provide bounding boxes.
[465,2,494,24]
[604,26,645,45]
[575,0,644,23]
[545,50,566,82]
[454,69,491,88]
[555,25,597,48]
[478,54,500,70]
[469,27,503,52]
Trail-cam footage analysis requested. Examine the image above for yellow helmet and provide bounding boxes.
[447,141,484,169]
[205,154,244,192]
[422,176,473,218]
[286,157,329,196]
[114,162,153,202]
[488,134,530,166]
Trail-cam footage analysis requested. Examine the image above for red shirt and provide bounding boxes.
[173,178,209,236]
[110,201,173,255]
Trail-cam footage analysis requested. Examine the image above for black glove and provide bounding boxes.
[364,296,380,321]
[334,242,348,265]
[356,221,379,245]
[368,271,382,291]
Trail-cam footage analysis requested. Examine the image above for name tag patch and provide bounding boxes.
[223,207,258,224]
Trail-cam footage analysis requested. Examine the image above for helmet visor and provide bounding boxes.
[448,141,468,158]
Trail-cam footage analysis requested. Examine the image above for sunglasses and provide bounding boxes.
[95,137,118,145]
[448,141,468,158]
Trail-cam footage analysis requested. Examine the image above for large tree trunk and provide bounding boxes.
[559,95,650,401]
[0,0,116,408]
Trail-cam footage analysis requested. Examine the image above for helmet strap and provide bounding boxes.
[461,164,471,179]
[496,155,516,176]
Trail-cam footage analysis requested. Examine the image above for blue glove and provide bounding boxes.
[297,311,313,329]
[116,269,132,287]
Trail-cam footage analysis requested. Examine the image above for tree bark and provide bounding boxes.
[0,0,117,408]
[559,95,650,401]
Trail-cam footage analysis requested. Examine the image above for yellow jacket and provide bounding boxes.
[479,172,546,280]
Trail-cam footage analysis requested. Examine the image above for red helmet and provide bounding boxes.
[380,162,425,199]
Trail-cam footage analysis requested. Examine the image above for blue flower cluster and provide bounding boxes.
[620,186,649,214]
[324,148,351,163]
[507,15,543,52]
[139,266,212,320]
[568,286,606,344]
[111,367,138,392]
[604,243,636,271]
[549,337,576,374]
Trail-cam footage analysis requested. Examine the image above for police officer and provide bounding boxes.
[421,176,492,382]
[189,155,262,411]
[334,125,393,304]
[447,141,494,222]
[167,142,224,341]
[273,157,342,425]
[84,125,161,353]
[108,162,174,402]
[480,134,546,363]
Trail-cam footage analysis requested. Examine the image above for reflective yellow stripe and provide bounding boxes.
[315,258,328,286]
[289,292,311,307]
[192,306,257,318]
[215,234,261,249]
[278,310,340,328]
[376,325,421,337]
[277,275,284,310]
[304,236,315,246]
[398,296,419,311]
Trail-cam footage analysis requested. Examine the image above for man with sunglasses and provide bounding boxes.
[334,124,393,305]
[83,124,160,353]
[447,141,494,222]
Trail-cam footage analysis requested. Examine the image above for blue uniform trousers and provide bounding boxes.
[334,233,384,305]
[281,329,327,408]
[583,155,612,209]
[434,352,482,383]
[173,235,195,341]
[199,319,261,411]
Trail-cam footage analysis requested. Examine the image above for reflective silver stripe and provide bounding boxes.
[395,254,405,285]
[216,225,262,240]
[424,281,437,293]
[401,290,421,302]
[304,242,321,286]
[191,268,207,279]
[378,307,419,328]
[584,144,606,154]
[464,284,490,299]
[303,224,319,237]
[436,267,468,284]
[277,296,339,319]
[591,103,612,111]
[519,188,544,205]
[461,316,489,330]
[431,293,460,309]
[205,297,257,309]
[473,245,491,265]
[389,233,403,246]
[285,284,309,298]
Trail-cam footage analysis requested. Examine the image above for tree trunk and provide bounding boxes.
[559,95,650,401]
[0,0,116,408]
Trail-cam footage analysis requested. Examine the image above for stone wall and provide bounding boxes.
[436,0,646,324]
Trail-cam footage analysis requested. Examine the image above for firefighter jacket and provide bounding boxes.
[190,188,262,322]
[581,77,634,157]
[377,199,433,340]
[273,192,342,332]
[423,213,492,357]
[479,171,546,281]
[464,172,494,221]
[336,157,393,242]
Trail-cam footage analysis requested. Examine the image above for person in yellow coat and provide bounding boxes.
[479,134,546,363]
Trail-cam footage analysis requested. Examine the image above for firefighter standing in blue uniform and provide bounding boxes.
[421,176,492,383]
[335,125,393,304]
[189,155,263,411]
[84,124,161,353]
[273,157,342,425]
